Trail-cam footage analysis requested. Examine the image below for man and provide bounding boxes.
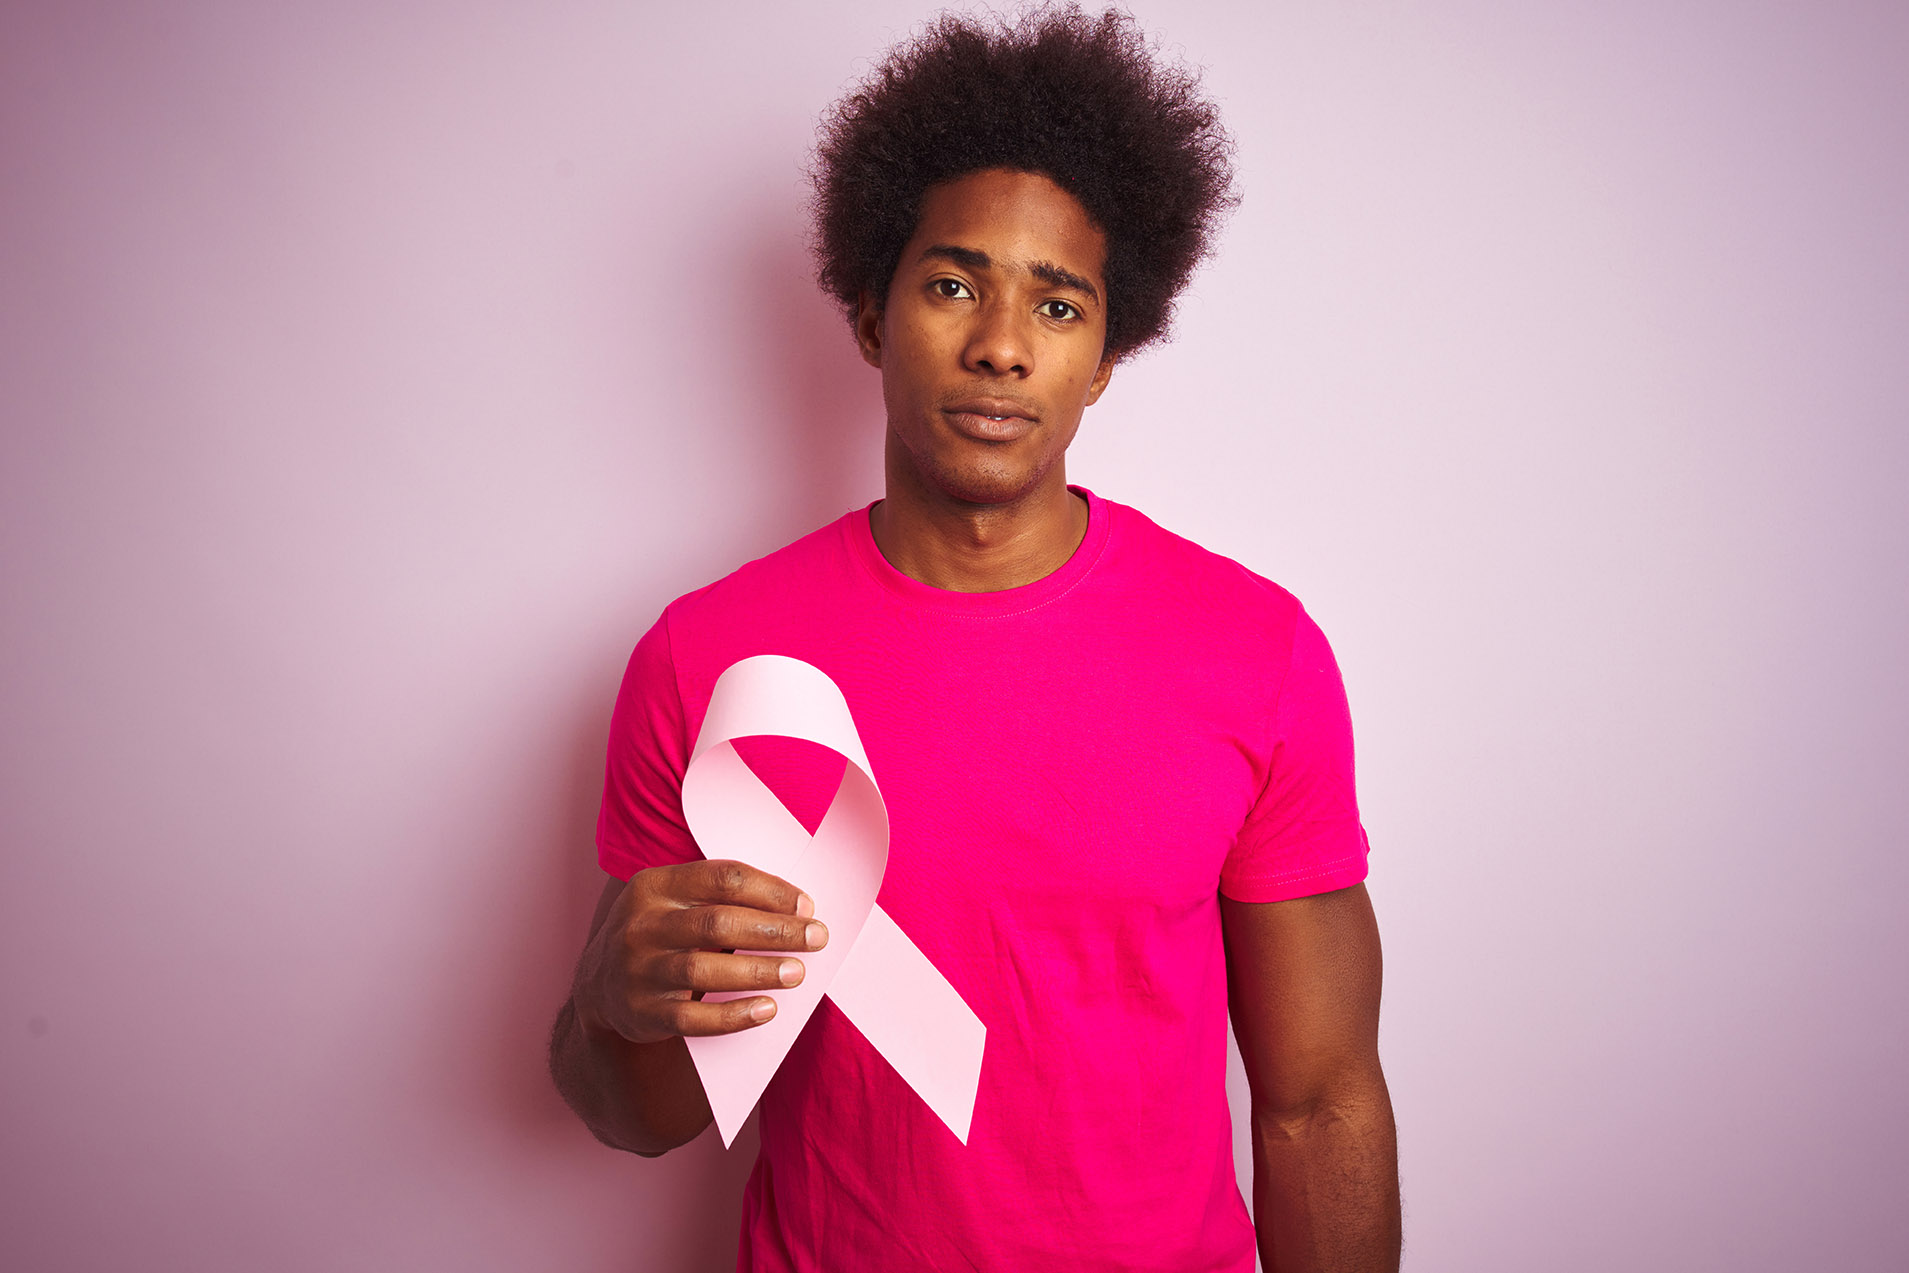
[550,9,1399,1270]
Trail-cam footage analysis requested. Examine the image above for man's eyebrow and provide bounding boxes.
[1027,260,1100,306]
[917,244,1101,306]
[919,244,992,272]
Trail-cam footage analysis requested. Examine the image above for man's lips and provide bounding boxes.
[943,397,1036,421]
[942,398,1038,441]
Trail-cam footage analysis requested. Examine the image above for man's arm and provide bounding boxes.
[548,862,826,1156]
[1222,882,1400,1273]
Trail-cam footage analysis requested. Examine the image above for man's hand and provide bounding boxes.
[551,861,828,1155]
[574,860,830,1046]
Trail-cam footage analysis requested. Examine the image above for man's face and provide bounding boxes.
[857,168,1115,508]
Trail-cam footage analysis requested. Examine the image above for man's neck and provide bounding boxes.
[869,466,1088,594]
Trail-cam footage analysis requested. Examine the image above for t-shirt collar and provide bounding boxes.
[846,485,1112,616]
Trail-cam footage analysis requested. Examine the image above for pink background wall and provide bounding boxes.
[3,2,1903,1269]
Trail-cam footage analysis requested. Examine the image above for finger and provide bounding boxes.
[662,949,806,994]
[670,859,813,918]
[664,994,782,1038]
[659,903,829,955]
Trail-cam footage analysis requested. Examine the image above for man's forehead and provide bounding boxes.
[907,169,1108,287]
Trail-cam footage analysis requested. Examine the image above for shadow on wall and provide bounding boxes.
[445,211,877,1270]
[744,218,888,531]
[693,186,889,551]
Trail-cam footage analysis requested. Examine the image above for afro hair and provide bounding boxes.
[810,5,1238,360]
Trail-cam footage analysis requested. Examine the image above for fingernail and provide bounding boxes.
[806,921,828,950]
[778,959,803,987]
[795,892,815,919]
[750,998,776,1022]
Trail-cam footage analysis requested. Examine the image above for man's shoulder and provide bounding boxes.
[665,509,863,611]
[1100,494,1303,627]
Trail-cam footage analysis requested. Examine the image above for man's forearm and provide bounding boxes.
[547,996,713,1156]
[1251,1077,1400,1273]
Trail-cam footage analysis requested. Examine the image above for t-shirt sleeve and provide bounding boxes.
[596,611,703,881]
[1220,604,1372,903]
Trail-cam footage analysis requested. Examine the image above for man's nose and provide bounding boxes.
[962,301,1032,377]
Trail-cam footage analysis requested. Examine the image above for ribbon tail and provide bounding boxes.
[827,904,987,1144]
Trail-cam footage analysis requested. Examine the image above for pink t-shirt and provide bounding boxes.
[598,488,1369,1271]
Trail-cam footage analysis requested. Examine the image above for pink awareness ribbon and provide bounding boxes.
[681,655,988,1148]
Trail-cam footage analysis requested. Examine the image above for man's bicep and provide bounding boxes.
[1221,605,1370,903]
[1221,883,1384,1115]
[585,872,626,943]
[599,615,701,878]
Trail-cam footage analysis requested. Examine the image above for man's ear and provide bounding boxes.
[854,291,884,369]
[1085,352,1117,405]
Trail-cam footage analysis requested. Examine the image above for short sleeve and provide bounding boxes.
[595,611,703,880]
[1220,605,1371,903]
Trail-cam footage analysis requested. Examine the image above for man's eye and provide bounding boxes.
[932,279,972,299]
[1038,300,1080,321]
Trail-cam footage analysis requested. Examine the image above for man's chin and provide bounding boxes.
[887,428,1067,509]
[923,463,1055,508]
